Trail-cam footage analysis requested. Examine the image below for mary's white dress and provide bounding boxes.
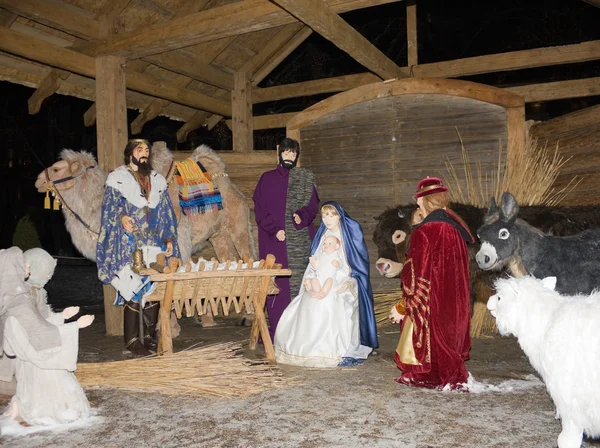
[274,229,372,367]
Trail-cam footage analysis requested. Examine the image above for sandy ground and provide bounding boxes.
[1,265,599,447]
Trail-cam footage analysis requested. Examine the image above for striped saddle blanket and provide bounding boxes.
[175,158,223,215]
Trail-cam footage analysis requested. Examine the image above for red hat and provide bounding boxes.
[415,177,448,198]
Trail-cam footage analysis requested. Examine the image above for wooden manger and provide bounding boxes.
[141,254,291,363]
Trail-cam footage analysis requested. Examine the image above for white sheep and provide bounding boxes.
[487,275,600,448]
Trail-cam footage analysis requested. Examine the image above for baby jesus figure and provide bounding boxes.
[304,235,342,299]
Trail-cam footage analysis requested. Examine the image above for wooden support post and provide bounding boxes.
[232,71,253,152]
[506,106,527,180]
[406,0,418,68]
[249,254,276,362]
[158,280,175,354]
[96,54,128,335]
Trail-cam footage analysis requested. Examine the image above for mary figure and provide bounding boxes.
[274,201,378,367]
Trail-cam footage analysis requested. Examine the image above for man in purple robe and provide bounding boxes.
[253,138,319,338]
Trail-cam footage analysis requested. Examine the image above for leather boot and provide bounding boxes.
[143,301,160,351]
[124,302,152,357]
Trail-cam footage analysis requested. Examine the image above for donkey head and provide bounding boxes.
[476,192,520,270]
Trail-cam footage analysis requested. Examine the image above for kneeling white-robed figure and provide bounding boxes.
[274,201,379,368]
[0,247,93,426]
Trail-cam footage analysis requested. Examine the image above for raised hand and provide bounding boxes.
[121,215,137,233]
[389,306,404,324]
[165,241,173,257]
[293,213,301,225]
[276,229,286,241]
[77,315,95,329]
[62,306,80,320]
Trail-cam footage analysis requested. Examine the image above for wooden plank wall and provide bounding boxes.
[300,94,508,290]
[528,104,600,206]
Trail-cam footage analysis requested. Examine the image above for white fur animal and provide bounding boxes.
[488,276,600,448]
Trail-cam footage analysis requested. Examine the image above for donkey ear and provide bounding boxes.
[540,276,557,291]
[485,196,498,219]
[499,192,519,222]
[70,161,81,174]
[397,209,405,219]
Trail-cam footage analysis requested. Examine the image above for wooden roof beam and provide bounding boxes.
[0,8,17,27]
[406,0,417,67]
[0,0,102,39]
[27,68,70,114]
[414,41,600,78]
[505,77,600,103]
[270,0,404,79]
[252,26,313,85]
[176,110,211,143]
[252,72,381,103]
[84,0,402,59]
[0,26,232,116]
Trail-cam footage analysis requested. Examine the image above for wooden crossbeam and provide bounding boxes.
[505,77,600,103]
[252,72,381,103]
[27,68,70,114]
[241,23,304,76]
[176,110,211,142]
[84,0,402,59]
[0,26,232,116]
[0,0,102,40]
[413,41,600,78]
[271,0,404,79]
[130,98,169,134]
[252,26,313,85]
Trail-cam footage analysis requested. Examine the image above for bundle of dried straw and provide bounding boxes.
[443,129,580,338]
[445,129,580,208]
[373,289,402,327]
[76,342,290,398]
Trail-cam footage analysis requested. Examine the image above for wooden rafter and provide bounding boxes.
[84,0,402,59]
[252,26,313,85]
[0,26,232,116]
[0,0,102,39]
[406,0,417,67]
[271,0,404,79]
[0,8,17,27]
[253,72,381,103]
[203,23,311,134]
[413,41,600,78]
[240,23,304,76]
[505,77,600,103]
[27,68,70,114]
[176,110,211,143]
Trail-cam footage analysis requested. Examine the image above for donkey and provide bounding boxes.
[476,192,600,295]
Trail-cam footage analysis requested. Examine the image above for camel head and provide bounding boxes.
[151,141,174,178]
[35,150,100,193]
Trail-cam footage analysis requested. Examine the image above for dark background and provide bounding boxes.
[1,0,599,255]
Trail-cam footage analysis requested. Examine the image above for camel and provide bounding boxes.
[34,144,256,264]
[151,142,256,262]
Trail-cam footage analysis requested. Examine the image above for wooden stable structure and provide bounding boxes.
[0,0,598,332]
[529,104,600,206]
[288,77,525,289]
[143,254,291,362]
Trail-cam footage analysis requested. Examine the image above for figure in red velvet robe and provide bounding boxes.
[391,177,473,390]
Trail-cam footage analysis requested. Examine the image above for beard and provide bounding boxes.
[279,156,297,170]
[132,155,152,176]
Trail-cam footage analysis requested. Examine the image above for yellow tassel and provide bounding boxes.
[44,190,51,209]
[53,196,61,210]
